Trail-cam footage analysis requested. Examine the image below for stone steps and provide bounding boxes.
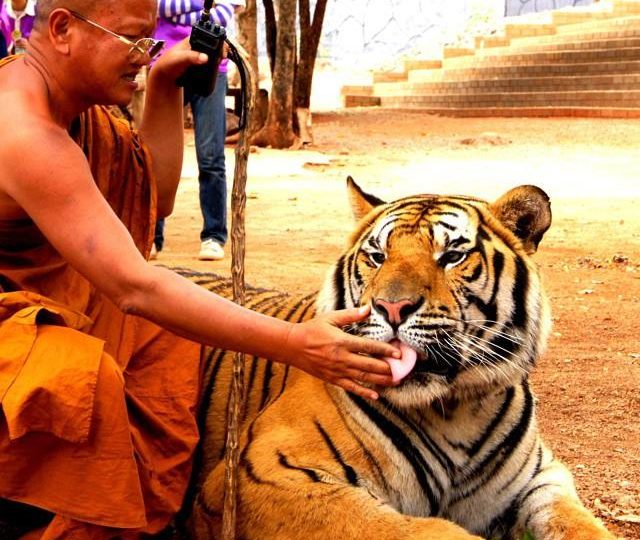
[344,95,382,107]
[378,89,640,108]
[417,6,640,60]
[612,0,640,15]
[476,17,640,67]
[405,106,640,118]
[409,59,640,83]
[478,34,640,56]
[342,0,640,116]
[372,73,640,96]
[472,16,640,56]
[536,13,640,37]
[443,45,640,69]
[376,16,640,83]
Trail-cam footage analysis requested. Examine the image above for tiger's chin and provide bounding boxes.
[380,375,453,408]
[379,361,532,409]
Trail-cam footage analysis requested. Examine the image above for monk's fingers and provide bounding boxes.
[334,378,379,401]
[346,368,395,388]
[152,38,209,79]
[344,353,392,376]
[347,335,400,360]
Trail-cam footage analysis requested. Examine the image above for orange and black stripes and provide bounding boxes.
[183,182,613,540]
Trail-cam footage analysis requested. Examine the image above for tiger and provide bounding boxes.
[180,177,616,540]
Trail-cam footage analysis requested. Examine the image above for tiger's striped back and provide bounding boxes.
[173,267,317,481]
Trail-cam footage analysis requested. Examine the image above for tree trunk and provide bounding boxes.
[262,0,277,75]
[295,0,328,110]
[236,0,259,81]
[296,107,312,145]
[252,0,297,148]
[292,0,328,144]
[235,0,263,135]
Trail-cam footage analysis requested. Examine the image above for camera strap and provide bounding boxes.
[224,39,248,130]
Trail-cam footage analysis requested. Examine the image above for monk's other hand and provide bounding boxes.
[150,38,209,83]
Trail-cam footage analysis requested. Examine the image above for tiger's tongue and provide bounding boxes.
[384,339,418,382]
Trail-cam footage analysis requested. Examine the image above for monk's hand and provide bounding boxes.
[148,38,210,84]
[283,305,401,400]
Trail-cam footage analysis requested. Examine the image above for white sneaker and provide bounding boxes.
[150,244,158,260]
[198,239,224,261]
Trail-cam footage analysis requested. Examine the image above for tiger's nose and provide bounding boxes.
[373,297,423,326]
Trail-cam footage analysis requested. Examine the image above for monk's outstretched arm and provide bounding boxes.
[1,124,398,400]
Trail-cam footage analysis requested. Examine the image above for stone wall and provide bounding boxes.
[317,0,504,68]
[505,0,595,17]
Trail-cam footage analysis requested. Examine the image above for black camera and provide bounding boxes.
[177,5,227,97]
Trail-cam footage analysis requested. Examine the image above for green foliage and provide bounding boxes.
[490,529,535,540]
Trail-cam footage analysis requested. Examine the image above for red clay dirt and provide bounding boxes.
[155,109,640,539]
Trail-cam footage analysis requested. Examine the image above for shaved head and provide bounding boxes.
[34,0,156,28]
[35,0,99,26]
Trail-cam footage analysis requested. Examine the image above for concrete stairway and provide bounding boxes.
[342,0,640,117]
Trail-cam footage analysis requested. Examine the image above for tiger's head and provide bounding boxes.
[317,177,552,408]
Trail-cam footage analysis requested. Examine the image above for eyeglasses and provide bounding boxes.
[68,10,165,62]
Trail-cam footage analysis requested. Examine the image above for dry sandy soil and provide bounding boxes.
[155,110,640,539]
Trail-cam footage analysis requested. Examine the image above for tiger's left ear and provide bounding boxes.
[347,176,386,221]
[490,185,552,254]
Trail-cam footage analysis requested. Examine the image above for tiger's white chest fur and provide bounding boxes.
[337,382,544,536]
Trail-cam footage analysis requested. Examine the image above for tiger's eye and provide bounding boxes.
[439,251,466,267]
[369,251,385,265]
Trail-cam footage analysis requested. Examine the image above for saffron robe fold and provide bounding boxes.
[0,56,202,538]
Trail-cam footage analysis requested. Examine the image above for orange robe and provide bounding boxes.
[0,56,202,539]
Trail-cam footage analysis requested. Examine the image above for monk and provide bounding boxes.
[0,0,400,537]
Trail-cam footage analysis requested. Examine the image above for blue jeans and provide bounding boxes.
[0,33,7,59]
[154,71,228,250]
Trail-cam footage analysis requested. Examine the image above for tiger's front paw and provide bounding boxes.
[544,499,618,540]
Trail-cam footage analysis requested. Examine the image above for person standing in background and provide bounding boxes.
[0,29,7,58]
[153,0,245,261]
[0,0,35,55]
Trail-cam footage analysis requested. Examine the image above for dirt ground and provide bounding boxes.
[155,110,640,539]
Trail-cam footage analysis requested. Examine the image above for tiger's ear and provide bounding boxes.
[347,176,386,221]
[490,185,552,254]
